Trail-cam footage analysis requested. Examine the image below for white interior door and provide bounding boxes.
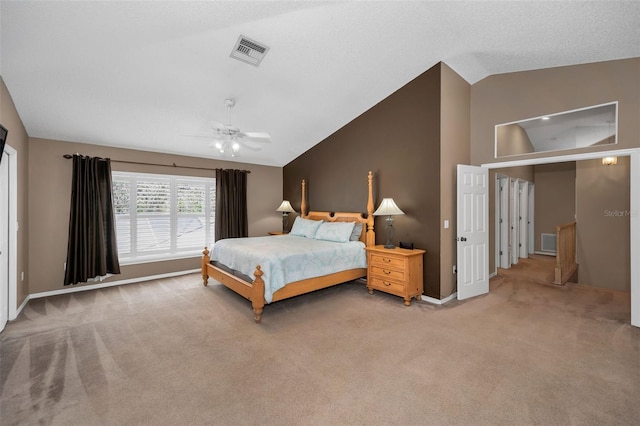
[528,183,535,254]
[0,153,9,332]
[457,165,489,300]
[519,181,529,259]
[497,175,509,269]
[510,178,519,265]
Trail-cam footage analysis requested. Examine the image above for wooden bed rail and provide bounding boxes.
[553,221,577,285]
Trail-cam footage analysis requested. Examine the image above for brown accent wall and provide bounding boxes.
[440,63,470,298]
[28,138,282,295]
[533,162,576,252]
[284,63,471,299]
[576,157,630,290]
[0,78,30,308]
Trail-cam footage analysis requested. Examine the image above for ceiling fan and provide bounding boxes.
[191,99,271,157]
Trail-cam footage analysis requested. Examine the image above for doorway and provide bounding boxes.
[496,175,534,270]
[1,144,18,332]
[482,148,639,328]
[1,149,9,331]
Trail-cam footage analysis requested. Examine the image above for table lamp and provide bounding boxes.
[276,200,296,233]
[373,198,404,248]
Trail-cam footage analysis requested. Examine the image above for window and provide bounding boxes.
[112,172,215,263]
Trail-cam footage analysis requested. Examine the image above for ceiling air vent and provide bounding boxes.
[230,35,269,67]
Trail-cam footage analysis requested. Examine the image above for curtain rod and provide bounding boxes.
[62,154,250,173]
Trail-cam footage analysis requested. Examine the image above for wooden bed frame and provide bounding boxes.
[202,171,375,323]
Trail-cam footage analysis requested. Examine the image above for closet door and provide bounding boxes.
[510,178,519,265]
[497,175,509,269]
[519,180,529,259]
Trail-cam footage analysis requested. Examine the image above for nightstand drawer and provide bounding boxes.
[368,276,406,294]
[370,266,405,282]
[369,254,405,270]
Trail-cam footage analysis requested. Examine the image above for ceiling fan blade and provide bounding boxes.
[238,142,262,151]
[183,133,221,140]
[238,131,271,141]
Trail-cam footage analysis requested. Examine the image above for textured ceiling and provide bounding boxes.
[2,1,639,167]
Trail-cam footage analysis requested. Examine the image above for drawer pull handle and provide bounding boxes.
[383,281,392,286]
[383,270,391,275]
[383,258,391,263]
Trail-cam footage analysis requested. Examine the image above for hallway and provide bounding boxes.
[492,254,631,324]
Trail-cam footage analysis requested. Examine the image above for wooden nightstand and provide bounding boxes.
[365,245,426,306]
[268,231,288,236]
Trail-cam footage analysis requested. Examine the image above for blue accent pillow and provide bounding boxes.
[349,222,363,241]
[289,217,323,238]
[314,221,356,243]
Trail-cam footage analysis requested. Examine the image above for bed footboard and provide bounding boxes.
[202,247,266,323]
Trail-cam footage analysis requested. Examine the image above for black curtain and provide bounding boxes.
[215,169,248,241]
[64,155,121,285]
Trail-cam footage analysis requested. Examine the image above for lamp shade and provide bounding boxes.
[373,198,404,216]
[276,200,296,213]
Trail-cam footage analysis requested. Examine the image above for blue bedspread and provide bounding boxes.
[211,235,367,303]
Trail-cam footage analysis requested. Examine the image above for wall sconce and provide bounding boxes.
[276,200,296,233]
[373,198,405,249]
[602,156,618,166]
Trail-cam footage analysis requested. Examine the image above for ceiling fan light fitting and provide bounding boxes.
[193,98,271,158]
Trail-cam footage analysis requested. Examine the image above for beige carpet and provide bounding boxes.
[1,257,639,425]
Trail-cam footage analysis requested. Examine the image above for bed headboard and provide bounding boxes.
[300,171,375,247]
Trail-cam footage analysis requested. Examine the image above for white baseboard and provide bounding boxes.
[489,271,497,279]
[13,296,30,320]
[420,292,457,305]
[534,251,556,257]
[15,269,200,317]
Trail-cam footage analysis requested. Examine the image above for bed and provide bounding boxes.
[202,171,375,322]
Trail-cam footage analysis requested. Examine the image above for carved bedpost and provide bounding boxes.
[202,247,210,286]
[366,171,375,247]
[301,179,307,218]
[251,266,265,323]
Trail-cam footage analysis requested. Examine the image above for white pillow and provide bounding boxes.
[289,217,323,238]
[314,221,356,243]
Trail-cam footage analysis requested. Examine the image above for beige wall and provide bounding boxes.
[576,157,630,290]
[0,78,30,308]
[533,162,576,252]
[471,58,640,166]
[440,63,470,298]
[28,138,282,294]
[496,124,534,157]
[471,58,639,282]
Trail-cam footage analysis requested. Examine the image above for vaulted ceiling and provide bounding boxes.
[2,1,639,167]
